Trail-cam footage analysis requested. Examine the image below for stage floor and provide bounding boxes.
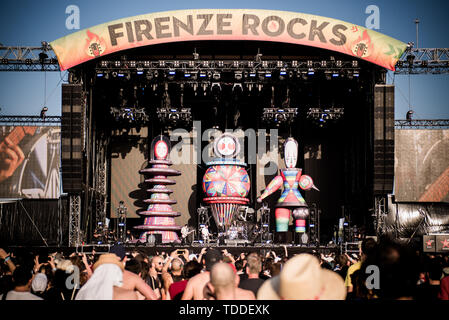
[8,243,340,256]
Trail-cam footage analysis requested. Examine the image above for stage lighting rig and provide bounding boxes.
[157,107,192,125]
[262,108,298,125]
[110,107,149,126]
[307,107,344,126]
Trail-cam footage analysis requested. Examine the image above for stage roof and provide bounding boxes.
[50,9,407,71]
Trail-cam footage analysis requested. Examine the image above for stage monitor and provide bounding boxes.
[0,126,61,199]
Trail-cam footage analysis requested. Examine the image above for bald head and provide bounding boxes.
[171,258,183,272]
[210,263,235,290]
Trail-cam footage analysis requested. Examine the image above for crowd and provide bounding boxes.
[1,236,448,300]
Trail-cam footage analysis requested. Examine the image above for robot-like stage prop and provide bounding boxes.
[257,138,319,240]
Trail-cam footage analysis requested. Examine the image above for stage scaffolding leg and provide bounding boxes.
[373,195,387,237]
[69,194,81,247]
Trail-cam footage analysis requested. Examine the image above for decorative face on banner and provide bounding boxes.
[154,140,168,160]
[284,138,298,168]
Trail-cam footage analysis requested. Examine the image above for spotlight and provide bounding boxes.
[352,60,358,68]
[262,61,268,68]
[307,60,313,68]
[218,61,224,67]
[292,60,298,67]
[100,60,108,68]
[129,61,136,68]
[336,60,342,67]
[234,71,243,80]
[174,60,180,68]
[159,60,166,67]
[115,61,121,67]
[277,61,283,68]
[321,60,327,67]
[144,61,150,67]
[233,60,239,68]
[167,69,176,79]
[247,61,254,68]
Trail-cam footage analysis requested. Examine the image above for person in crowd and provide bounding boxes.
[109,245,158,300]
[162,250,185,300]
[76,253,136,300]
[334,254,350,280]
[30,273,48,298]
[438,272,449,300]
[1,265,43,300]
[269,262,282,278]
[257,253,346,300]
[416,257,443,300]
[169,260,202,300]
[147,254,165,299]
[205,262,256,300]
[181,248,222,300]
[345,238,377,293]
[238,252,265,296]
[235,259,245,276]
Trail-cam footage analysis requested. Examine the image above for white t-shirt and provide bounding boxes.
[4,290,43,300]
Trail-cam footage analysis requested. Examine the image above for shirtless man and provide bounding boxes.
[181,248,222,300]
[162,250,186,300]
[205,262,256,300]
[109,245,158,300]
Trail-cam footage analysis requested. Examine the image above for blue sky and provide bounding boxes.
[0,0,448,119]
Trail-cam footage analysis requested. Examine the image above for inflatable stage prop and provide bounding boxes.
[135,136,182,243]
[257,138,319,234]
[202,133,250,233]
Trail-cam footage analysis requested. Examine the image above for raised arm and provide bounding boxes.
[257,175,283,202]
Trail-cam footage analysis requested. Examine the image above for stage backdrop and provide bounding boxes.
[395,129,449,202]
[0,126,61,199]
[51,9,407,71]
[110,128,196,226]
[110,127,148,218]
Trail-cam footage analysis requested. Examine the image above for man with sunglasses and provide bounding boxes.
[148,255,165,299]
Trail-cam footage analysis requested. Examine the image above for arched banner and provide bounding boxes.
[50,9,407,71]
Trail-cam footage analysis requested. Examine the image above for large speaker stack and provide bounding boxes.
[373,85,395,195]
[61,84,84,193]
